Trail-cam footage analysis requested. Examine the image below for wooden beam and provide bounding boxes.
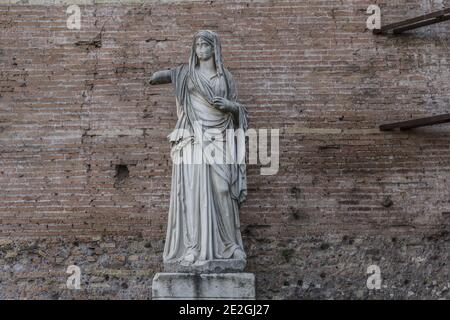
[373,7,450,34]
[379,114,450,131]
[393,15,450,33]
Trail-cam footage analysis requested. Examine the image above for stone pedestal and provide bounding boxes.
[152,273,255,300]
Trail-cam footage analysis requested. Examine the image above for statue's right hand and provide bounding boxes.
[149,73,157,85]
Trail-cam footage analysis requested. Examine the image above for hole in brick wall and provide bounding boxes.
[381,195,393,208]
[115,164,129,186]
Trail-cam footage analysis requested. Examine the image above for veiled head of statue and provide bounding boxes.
[189,30,224,76]
[194,32,214,61]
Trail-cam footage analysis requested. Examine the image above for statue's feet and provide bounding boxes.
[181,249,198,265]
[232,249,246,260]
[183,253,195,263]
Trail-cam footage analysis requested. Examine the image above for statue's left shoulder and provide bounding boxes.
[223,67,234,79]
[223,68,238,89]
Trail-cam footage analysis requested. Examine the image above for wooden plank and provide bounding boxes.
[379,114,450,131]
[373,7,450,34]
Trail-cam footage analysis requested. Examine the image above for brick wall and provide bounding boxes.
[0,0,449,299]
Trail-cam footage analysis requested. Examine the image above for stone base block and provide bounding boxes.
[164,259,246,274]
[152,273,255,300]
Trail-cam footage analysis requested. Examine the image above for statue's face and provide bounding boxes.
[195,37,213,61]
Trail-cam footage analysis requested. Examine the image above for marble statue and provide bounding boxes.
[150,30,249,273]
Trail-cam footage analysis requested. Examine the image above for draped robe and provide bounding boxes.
[163,63,248,263]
